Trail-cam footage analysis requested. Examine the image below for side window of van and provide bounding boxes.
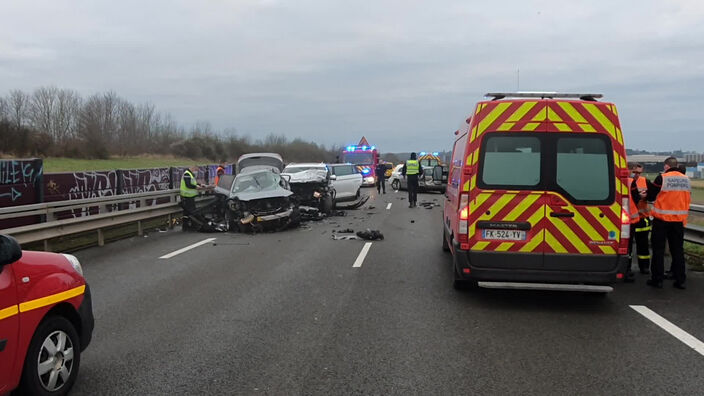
[481,136,541,187]
[556,137,611,201]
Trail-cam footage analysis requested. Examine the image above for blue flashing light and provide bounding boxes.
[432,152,439,156]
[371,146,376,150]
[361,168,371,174]
[361,145,367,150]
[419,151,427,156]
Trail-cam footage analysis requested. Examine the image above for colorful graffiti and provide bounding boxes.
[121,168,171,194]
[0,159,43,229]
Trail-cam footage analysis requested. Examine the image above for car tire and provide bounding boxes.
[19,315,81,396]
[442,228,450,252]
[391,180,400,190]
[321,195,333,215]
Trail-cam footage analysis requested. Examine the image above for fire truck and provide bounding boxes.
[340,136,379,186]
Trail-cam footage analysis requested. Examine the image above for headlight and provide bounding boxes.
[365,176,375,183]
[61,254,83,276]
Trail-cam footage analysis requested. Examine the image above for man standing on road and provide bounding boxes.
[375,161,386,194]
[646,157,691,289]
[625,163,652,282]
[180,165,206,230]
[402,152,421,208]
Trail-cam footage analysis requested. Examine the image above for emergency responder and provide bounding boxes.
[214,162,226,187]
[402,152,421,207]
[375,161,386,194]
[180,165,205,230]
[646,157,691,289]
[625,163,652,282]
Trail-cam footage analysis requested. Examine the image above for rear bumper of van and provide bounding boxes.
[452,241,629,285]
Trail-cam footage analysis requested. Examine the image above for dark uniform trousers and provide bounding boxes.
[629,217,651,272]
[407,174,419,204]
[650,218,686,284]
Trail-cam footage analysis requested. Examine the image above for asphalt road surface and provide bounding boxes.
[69,189,704,395]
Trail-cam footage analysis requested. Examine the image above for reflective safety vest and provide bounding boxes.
[180,170,198,198]
[627,177,641,224]
[652,170,691,223]
[214,166,225,186]
[405,160,420,175]
[635,177,651,218]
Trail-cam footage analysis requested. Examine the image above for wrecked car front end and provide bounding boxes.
[222,169,300,232]
[283,169,335,215]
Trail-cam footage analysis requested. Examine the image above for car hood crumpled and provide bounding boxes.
[283,169,329,184]
[233,189,293,202]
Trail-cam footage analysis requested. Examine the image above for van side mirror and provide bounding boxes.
[330,175,337,181]
[0,235,22,266]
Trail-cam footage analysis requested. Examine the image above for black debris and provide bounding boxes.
[356,229,384,241]
[410,220,415,223]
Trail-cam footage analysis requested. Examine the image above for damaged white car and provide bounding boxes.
[282,163,335,215]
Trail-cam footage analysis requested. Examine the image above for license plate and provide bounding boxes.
[482,229,526,241]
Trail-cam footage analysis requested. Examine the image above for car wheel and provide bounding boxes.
[391,179,400,190]
[19,315,81,396]
[442,228,450,252]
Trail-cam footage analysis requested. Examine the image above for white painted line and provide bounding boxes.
[630,305,704,356]
[352,242,373,268]
[386,203,392,210]
[159,238,216,259]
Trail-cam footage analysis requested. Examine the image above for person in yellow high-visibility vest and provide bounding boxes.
[180,165,205,230]
[402,152,421,208]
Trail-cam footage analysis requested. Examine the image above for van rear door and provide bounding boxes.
[469,134,546,269]
[542,133,620,270]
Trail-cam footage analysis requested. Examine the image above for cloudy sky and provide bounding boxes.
[2,0,703,152]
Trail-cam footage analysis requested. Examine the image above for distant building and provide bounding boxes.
[685,153,704,163]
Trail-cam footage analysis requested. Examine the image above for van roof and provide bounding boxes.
[485,92,603,101]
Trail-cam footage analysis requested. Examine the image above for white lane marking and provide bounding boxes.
[160,238,216,259]
[630,305,704,356]
[352,242,373,268]
[386,203,392,210]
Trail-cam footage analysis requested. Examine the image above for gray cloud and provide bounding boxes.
[1,0,703,152]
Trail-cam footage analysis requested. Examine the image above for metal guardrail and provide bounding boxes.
[0,190,212,249]
[685,204,704,245]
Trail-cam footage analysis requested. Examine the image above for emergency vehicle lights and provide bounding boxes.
[344,145,376,152]
[361,168,371,174]
[432,152,439,156]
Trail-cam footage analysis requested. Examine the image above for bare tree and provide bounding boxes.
[0,96,8,121]
[29,86,59,139]
[8,89,30,129]
[54,89,81,143]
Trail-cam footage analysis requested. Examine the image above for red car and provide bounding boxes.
[1,235,94,396]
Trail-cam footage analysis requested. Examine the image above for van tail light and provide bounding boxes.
[458,193,469,246]
[619,197,630,254]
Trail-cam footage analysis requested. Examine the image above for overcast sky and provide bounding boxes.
[2,0,703,153]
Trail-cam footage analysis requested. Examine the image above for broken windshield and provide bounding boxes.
[232,171,282,194]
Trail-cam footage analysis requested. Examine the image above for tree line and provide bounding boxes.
[0,87,340,162]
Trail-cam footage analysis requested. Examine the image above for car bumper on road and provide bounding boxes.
[79,283,95,351]
[256,208,294,222]
[452,240,629,285]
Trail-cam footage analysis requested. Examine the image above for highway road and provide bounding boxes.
[68,189,704,395]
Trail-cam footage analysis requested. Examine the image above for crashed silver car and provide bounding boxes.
[216,153,300,232]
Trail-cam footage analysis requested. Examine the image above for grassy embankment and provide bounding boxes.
[42,155,204,172]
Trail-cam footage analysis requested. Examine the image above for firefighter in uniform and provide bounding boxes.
[625,163,651,282]
[180,165,205,230]
[646,157,691,289]
[402,152,421,208]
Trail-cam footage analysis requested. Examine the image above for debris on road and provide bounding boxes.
[335,195,370,210]
[332,234,359,240]
[356,229,384,241]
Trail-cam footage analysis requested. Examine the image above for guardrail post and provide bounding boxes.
[137,220,143,236]
[97,229,104,246]
[43,239,50,252]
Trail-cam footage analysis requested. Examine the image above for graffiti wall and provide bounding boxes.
[1,161,228,229]
[0,159,43,228]
[44,171,118,202]
[121,168,171,194]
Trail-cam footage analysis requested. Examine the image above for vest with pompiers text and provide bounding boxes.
[652,170,691,223]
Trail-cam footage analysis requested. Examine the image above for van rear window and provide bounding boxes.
[556,137,610,201]
[481,136,541,186]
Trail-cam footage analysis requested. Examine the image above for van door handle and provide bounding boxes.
[550,212,574,218]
